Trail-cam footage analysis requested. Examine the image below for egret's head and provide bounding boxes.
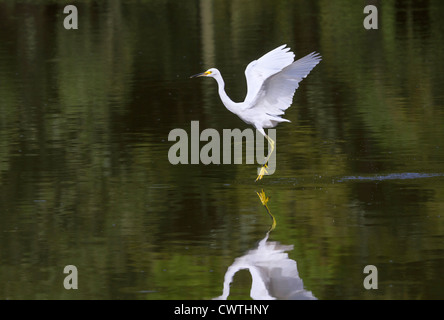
[190,68,219,79]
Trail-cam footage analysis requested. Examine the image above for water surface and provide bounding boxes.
[0,0,444,299]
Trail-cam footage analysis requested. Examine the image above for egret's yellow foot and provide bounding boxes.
[255,163,268,182]
[256,189,269,206]
[254,135,275,182]
[256,189,276,231]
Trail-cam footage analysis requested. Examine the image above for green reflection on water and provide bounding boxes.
[0,0,444,300]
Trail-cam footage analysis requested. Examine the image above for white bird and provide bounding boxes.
[214,190,317,300]
[191,44,321,181]
[213,231,317,300]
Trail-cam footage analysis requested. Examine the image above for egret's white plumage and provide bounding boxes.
[191,44,321,180]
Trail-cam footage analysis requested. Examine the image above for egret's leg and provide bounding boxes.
[256,189,276,231]
[265,135,275,161]
[256,163,268,182]
[256,135,275,181]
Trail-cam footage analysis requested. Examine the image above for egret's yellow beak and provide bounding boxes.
[190,71,211,78]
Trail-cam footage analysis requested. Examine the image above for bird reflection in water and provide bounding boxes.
[214,190,316,300]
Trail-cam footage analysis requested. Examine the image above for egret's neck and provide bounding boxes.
[213,74,238,114]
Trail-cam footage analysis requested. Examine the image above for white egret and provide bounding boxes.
[191,45,321,181]
[214,190,317,300]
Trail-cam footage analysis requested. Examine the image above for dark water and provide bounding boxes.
[1,0,444,300]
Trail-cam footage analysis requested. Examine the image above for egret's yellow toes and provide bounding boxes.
[255,164,268,182]
[256,189,269,205]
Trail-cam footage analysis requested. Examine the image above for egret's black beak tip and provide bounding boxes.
[190,71,210,79]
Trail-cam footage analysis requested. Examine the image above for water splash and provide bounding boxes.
[335,172,444,183]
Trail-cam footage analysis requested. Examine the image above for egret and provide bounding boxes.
[191,45,321,181]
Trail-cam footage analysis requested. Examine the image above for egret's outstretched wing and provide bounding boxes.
[244,45,295,106]
[249,52,321,120]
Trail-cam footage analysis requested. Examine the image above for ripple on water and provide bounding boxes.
[335,172,444,183]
